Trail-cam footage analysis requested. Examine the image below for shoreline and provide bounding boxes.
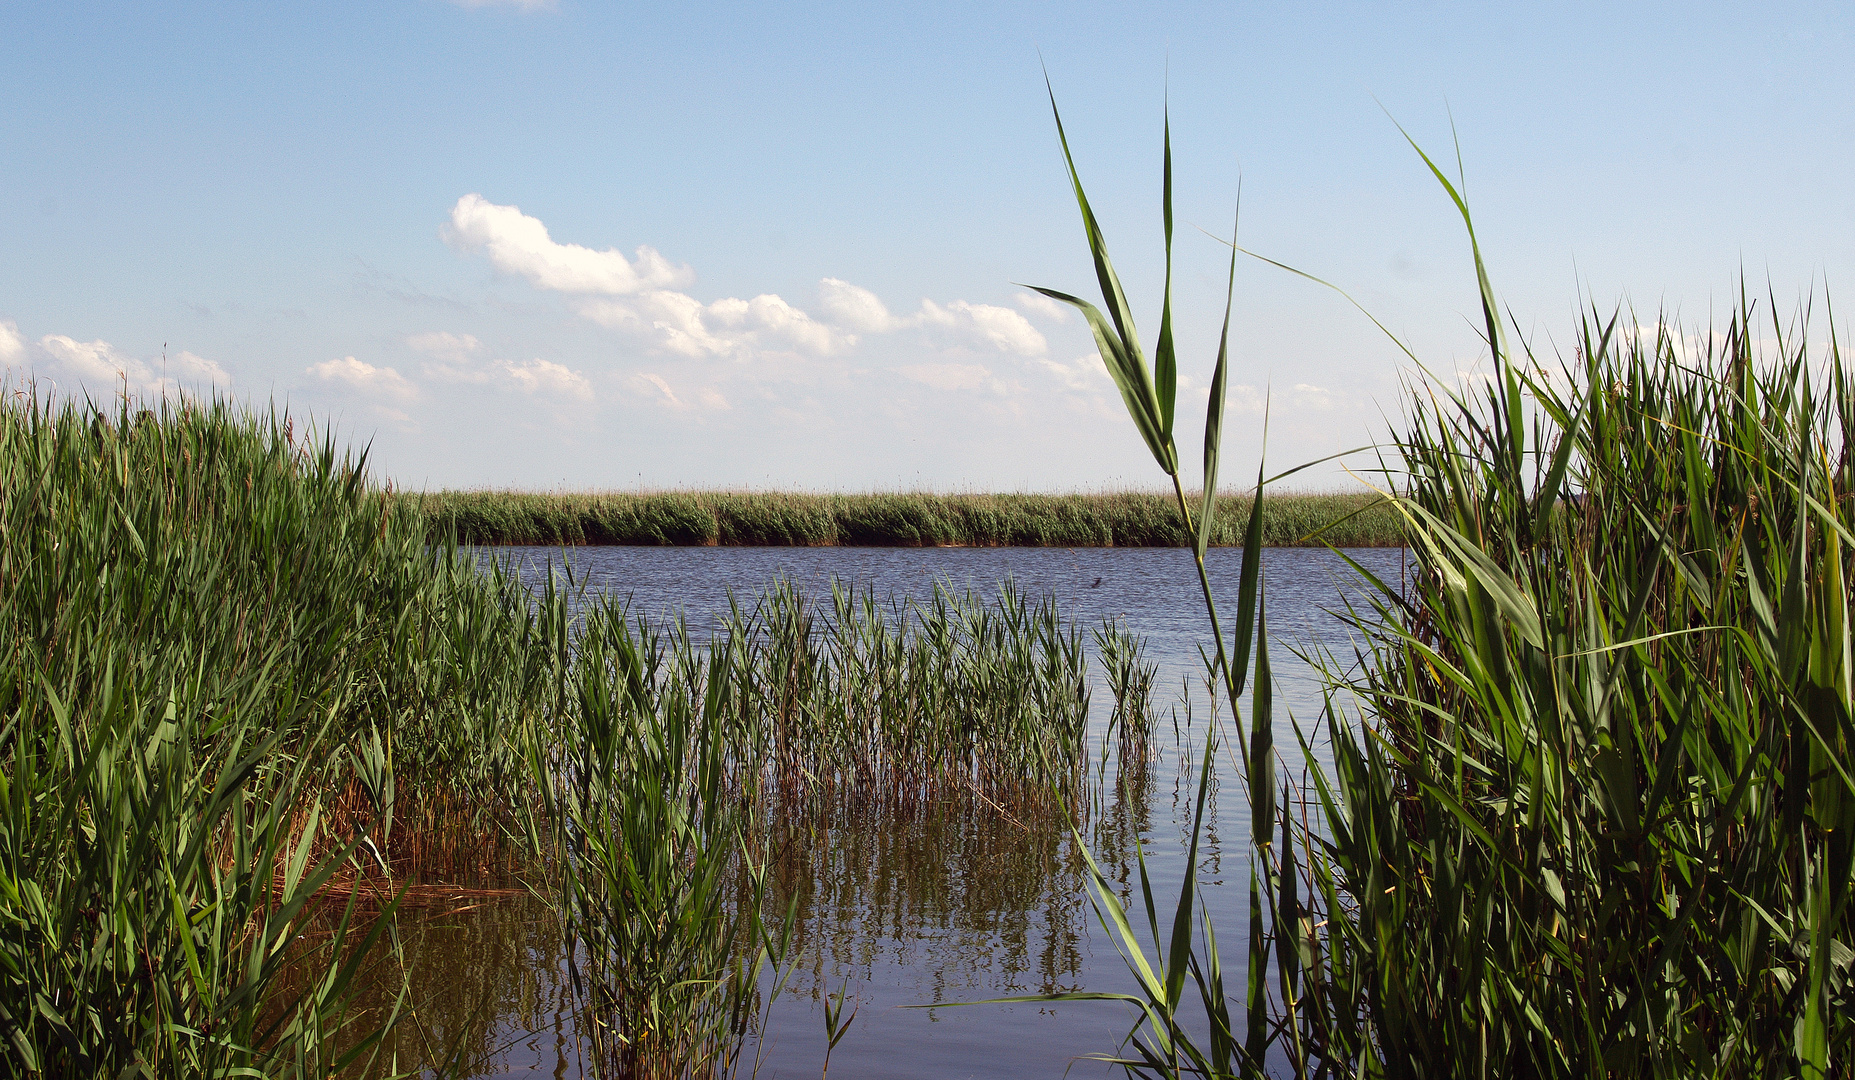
[406,489,1405,548]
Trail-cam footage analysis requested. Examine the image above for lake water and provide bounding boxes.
[382,545,1407,1078]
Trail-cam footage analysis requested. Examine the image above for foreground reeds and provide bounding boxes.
[1285,300,1855,1077]
[412,489,1399,549]
[1023,87,1855,1078]
[0,393,560,1075]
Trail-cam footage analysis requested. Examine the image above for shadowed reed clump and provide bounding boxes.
[1015,84,1855,1078]
[412,489,1399,549]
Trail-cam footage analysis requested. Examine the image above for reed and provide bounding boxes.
[1284,297,1855,1076]
[1017,85,1855,1079]
[719,579,1096,800]
[409,489,1400,548]
[529,575,1140,1078]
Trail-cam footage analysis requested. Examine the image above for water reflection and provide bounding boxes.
[769,788,1092,1004]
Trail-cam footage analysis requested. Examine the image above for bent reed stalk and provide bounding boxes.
[411,489,1399,549]
[1022,86,1854,1080]
[0,385,1163,1077]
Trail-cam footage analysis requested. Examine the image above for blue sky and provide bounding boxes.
[3,1,1850,491]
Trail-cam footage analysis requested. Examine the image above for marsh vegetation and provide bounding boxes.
[1021,87,1855,1077]
[0,397,1163,1077]
[410,489,1400,550]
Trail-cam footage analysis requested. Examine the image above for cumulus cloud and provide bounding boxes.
[817,279,1046,356]
[919,299,1046,355]
[0,320,23,363]
[1013,290,1072,323]
[635,373,682,407]
[36,334,231,396]
[408,331,481,364]
[628,372,730,411]
[447,194,693,295]
[307,356,417,401]
[1034,353,1111,394]
[501,358,593,400]
[1288,383,1334,411]
[817,279,896,334]
[442,198,1043,367]
[582,291,850,359]
[409,331,490,383]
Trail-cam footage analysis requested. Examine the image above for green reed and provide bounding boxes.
[494,564,1149,1079]
[1285,297,1855,1076]
[717,579,1096,799]
[1022,84,1855,1078]
[411,489,1398,549]
[530,573,1152,1077]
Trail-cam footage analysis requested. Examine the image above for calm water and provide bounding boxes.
[382,546,1406,1078]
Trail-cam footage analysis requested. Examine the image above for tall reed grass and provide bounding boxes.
[1281,297,1855,1076]
[0,391,558,1074]
[1020,87,1855,1078]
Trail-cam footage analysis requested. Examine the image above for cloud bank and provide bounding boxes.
[446,195,1048,364]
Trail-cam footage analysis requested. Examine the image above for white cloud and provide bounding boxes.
[898,362,1008,394]
[629,372,691,409]
[1290,383,1333,410]
[410,331,491,383]
[410,330,594,400]
[1013,290,1072,323]
[307,356,417,401]
[628,372,731,411]
[582,290,851,358]
[442,201,1042,368]
[918,299,1046,356]
[819,279,897,333]
[446,194,693,295]
[0,320,23,363]
[817,279,1046,356]
[37,335,231,397]
[501,358,593,400]
[1227,383,1270,414]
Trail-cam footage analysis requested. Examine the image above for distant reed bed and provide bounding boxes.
[410,488,1400,548]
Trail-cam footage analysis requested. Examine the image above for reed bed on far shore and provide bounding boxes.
[410,488,1400,548]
